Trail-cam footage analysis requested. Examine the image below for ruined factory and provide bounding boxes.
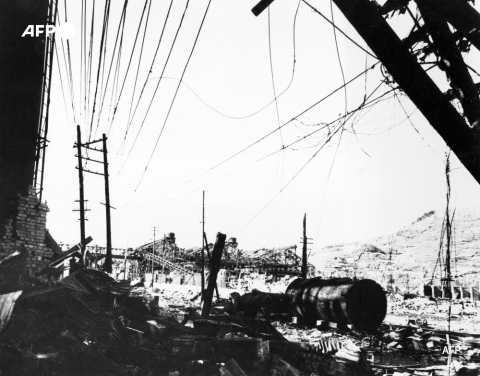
[1,0,480,375]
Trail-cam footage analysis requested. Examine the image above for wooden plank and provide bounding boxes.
[49,236,93,266]
[201,232,226,317]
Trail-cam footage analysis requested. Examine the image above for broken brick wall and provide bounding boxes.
[0,186,53,273]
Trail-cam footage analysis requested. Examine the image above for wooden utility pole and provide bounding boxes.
[76,125,86,247]
[124,248,127,279]
[152,227,157,287]
[102,134,112,273]
[202,232,226,317]
[302,213,307,279]
[202,191,205,295]
[204,232,211,261]
[74,132,112,272]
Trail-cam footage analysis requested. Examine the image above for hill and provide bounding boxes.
[309,208,480,290]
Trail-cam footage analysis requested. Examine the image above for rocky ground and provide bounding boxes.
[309,208,480,290]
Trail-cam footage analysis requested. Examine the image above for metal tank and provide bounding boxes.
[285,277,387,332]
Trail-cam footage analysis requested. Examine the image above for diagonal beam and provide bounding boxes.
[331,0,480,185]
[417,0,480,127]
[433,0,480,53]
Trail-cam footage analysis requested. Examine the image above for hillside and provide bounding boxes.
[309,208,480,289]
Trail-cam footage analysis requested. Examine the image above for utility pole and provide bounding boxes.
[202,191,205,296]
[162,237,165,275]
[124,248,128,279]
[302,213,307,279]
[74,131,113,272]
[102,134,112,274]
[75,125,86,248]
[152,227,157,287]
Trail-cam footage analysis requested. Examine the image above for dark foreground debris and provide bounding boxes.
[3,255,480,375]
[0,264,381,376]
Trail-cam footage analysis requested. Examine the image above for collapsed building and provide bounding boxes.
[1,0,480,374]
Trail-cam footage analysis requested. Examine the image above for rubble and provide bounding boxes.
[0,261,378,375]
[2,248,480,376]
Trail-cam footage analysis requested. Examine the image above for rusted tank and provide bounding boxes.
[285,277,387,332]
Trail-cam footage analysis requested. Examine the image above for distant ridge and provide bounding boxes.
[309,208,480,286]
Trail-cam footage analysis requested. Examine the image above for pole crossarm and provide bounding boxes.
[76,155,104,164]
[75,167,105,176]
[81,138,103,146]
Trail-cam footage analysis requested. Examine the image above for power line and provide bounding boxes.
[55,41,74,137]
[180,0,299,121]
[144,62,379,202]
[160,0,301,123]
[88,0,111,142]
[119,0,175,151]
[94,0,128,138]
[86,0,96,132]
[309,80,389,254]
[302,0,378,60]
[80,0,85,130]
[394,92,439,156]
[268,6,285,247]
[82,0,87,133]
[268,7,284,148]
[117,0,192,176]
[311,82,396,251]
[234,84,394,238]
[98,0,112,116]
[106,0,150,137]
[123,0,153,142]
[55,34,77,124]
[117,0,299,171]
[233,120,345,237]
[133,83,395,209]
[111,0,153,167]
[101,3,128,143]
[329,0,347,116]
[159,123,338,205]
[59,0,77,123]
[128,0,213,200]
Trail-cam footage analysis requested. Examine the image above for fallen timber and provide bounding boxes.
[286,277,387,332]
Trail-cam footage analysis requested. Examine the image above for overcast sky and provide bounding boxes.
[42,0,480,252]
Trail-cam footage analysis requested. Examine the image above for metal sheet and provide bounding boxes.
[0,290,23,333]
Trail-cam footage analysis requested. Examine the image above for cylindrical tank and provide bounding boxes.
[285,277,387,332]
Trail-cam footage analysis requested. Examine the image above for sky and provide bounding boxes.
[42,0,480,253]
